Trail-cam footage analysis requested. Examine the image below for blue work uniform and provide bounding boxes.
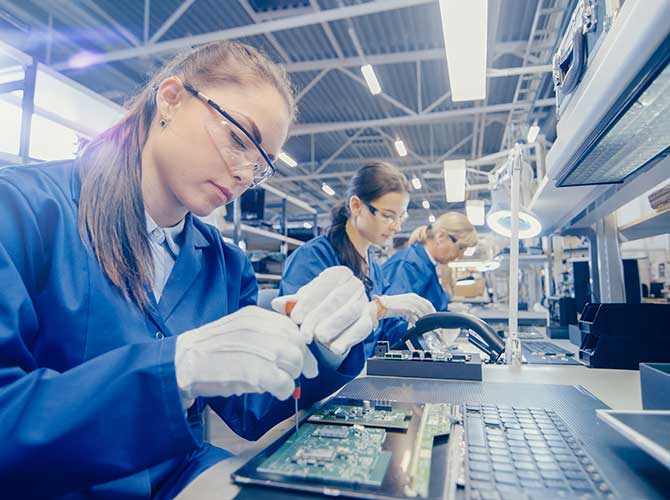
[0,160,364,499]
[382,242,451,338]
[279,235,407,355]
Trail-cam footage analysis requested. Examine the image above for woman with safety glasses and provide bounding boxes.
[382,212,478,321]
[0,41,374,498]
[279,162,436,357]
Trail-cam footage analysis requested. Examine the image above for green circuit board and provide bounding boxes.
[307,400,413,430]
[258,423,392,487]
[408,403,458,498]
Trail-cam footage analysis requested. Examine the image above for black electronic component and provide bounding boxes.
[367,348,482,381]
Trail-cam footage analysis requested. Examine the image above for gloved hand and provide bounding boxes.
[372,293,436,326]
[272,266,373,356]
[174,306,318,409]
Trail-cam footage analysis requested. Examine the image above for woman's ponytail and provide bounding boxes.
[409,225,431,245]
[327,203,373,292]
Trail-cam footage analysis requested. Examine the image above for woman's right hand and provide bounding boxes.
[272,266,374,356]
[174,306,318,409]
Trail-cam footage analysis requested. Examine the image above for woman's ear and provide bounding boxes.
[349,195,362,217]
[155,77,185,122]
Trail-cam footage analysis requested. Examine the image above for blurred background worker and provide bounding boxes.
[279,162,435,357]
[383,212,478,320]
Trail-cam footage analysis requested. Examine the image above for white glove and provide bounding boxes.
[373,293,436,326]
[174,306,318,409]
[272,266,373,356]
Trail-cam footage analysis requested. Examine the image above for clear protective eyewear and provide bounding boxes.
[363,200,408,226]
[183,82,276,188]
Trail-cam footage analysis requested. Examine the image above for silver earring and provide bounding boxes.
[159,118,168,128]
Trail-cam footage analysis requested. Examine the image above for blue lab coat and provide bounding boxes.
[279,235,408,354]
[382,242,451,336]
[0,160,365,499]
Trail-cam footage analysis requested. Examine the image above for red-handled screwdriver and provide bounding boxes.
[284,300,301,434]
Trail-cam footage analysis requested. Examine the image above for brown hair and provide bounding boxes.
[327,162,410,292]
[77,41,296,309]
[409,211,478,246]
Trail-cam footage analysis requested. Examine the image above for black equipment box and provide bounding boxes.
[578,303,670,369]
[367,343,482,381]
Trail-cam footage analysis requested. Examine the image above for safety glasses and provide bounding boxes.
[183,82,276,188]
[362,200,408,226]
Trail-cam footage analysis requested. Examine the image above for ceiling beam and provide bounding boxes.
[284,41,526,73]
[289,98,555,136]
[51,0,436,69]
[149,0,196,44]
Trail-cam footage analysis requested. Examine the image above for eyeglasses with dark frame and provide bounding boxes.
[446,233,467,251]
[183,82,276,187]
[362,200,408,226]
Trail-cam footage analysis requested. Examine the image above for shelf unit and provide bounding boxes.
[619,209,670,242]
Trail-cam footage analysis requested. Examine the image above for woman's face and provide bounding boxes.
[432,231,467,264]
[350,191,410,247]
[146,77,290,221]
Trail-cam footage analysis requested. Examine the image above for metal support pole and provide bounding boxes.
[505,144,523,366]
[535,135,547,180]
[312,214,318,237]
[19,63,37,160]
[595,213,625,302]
[280,199,287,235]
[541,236,554,300]
[232,198,242,245]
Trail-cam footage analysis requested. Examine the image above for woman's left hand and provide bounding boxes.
[373,293,436,326]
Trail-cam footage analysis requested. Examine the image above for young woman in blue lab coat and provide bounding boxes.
[279,163,436,356]
[382,211,478,315]
[0,41,374,499]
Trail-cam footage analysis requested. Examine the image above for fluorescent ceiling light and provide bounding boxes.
[428,214,436,223]
[438,0,488,101]
[321,183,336,196]
[411,176,422,190]
[527,122,540,144]
[463,246,477,257]
[422,200,430,209]
[278,151,297,167]
[486,208,543,240]
[466,199,486,226]
[361,64,382,95]
[394,139,408,157]
[443,159,466,202]
[303,222,313,229]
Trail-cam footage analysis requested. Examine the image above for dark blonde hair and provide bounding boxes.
[409,211,478,247]
[328,162,410,292]
[77,41,295,309]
